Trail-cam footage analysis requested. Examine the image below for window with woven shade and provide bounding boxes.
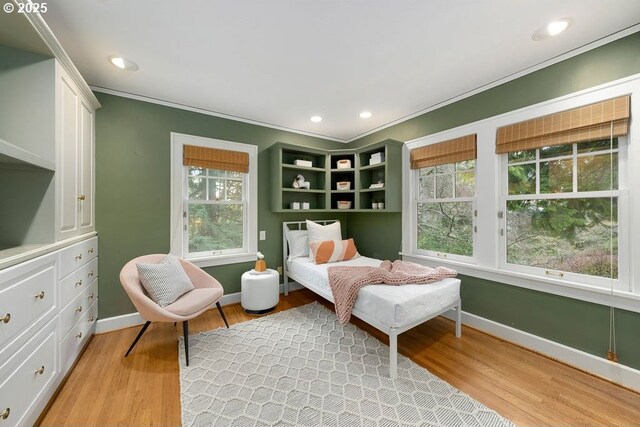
[498,96,629,285]
[496,95,629,154]
[171,133,257,267]
[413,134,477,259]
[183,145,249,173]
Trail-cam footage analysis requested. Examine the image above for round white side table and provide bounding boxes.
[241,269,279,314]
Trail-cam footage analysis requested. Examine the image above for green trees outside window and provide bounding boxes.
[187,167,245,253]
[417,161,475,256]
[505,139,618,278]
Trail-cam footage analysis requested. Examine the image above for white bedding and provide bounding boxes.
[287,256,461,328]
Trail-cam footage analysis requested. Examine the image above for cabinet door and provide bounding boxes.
[56,70,79,240]
[78,99,94,234]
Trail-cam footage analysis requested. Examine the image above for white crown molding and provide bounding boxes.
[442,309,640,392]
[90,86,348,143]
[345,24,640,143]
[23,5,638,144]
[93,23,640,144]
[15,1,101,110]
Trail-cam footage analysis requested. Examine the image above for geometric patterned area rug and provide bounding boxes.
[179,302,515,427]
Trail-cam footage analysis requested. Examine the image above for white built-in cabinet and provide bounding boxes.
[0,237,98,426]
[56,64,95,241]
[0,23,100,425]
[78,100,95,235]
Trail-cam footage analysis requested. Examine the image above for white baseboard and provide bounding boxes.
[219,292,241,306]
[442,309,640,392]
[96,311,146,334]
[96,282,304,334]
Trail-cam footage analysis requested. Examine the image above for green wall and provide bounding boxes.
[349,32,640,370]
[95,93,347,318]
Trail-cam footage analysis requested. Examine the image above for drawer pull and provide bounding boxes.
[89,293,94,300]
[77,195,86,201]
[0,314,10,324]
[76,332,83,339]
[88,271,95,277]
[0,408,9,420]
[34,366,45,375]
[88,248,94,254]
[75,280,83,287]
[76,306,83,313]
[89,316,95,322]
[35,291,45,300]
[75,254,82,261]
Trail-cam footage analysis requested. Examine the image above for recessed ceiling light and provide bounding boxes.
[359,111,373,119]
[547,20,569,36]
[108,55,139,71]
[310,115,322,123]
[532,18,571,41]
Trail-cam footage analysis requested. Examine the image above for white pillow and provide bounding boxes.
[136,255,194,307]
[285,229,309,261]
[306,220,342,259]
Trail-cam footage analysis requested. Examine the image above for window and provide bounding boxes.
[404,89,635,305]
[410,133,477,260]
[502,139,620,283]
[171,133,257,266]
[187,168,244,253]
[416,160,475,258]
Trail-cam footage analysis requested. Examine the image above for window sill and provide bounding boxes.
[400,252,640,314]
[186,252,256,268]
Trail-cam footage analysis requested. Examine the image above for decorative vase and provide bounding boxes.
[255,260,266,272]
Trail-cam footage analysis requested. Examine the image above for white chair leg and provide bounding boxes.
[456,301,462,338]
[284,275,289,296]
[389,329,398,379]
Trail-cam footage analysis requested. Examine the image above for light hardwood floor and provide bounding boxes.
[39,289,640,426]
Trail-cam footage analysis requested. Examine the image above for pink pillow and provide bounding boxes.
[309,239,359,264]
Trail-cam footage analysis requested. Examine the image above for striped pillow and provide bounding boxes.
[309,238,359,264]
[136,255,195,307]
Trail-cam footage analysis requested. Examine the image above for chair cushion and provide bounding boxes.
[136,255,194,307]
[164,287,224,317]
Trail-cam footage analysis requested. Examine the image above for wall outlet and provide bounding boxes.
[259,230,266,240]
[277,266,283,275]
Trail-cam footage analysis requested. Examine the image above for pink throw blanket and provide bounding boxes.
[327,260,457,323]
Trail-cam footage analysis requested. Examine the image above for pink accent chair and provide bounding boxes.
[119,254,229,366]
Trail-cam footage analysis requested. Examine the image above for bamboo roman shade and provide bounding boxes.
[410,134,477,169]
[183,145,249,173]
[496,95,630,154]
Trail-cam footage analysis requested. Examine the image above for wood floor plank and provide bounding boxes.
[38,289,640,426]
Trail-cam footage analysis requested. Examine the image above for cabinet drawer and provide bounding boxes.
[59,237,98,279]
[59,280,98,339]
[0,320,57,427]
[59,257,97,308]
[0,256,56,356]
[60,299,97,372]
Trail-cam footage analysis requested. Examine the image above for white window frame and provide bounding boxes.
[497,138,628,291]
[402,73,640,313]
[170,132,257,267]
[413,161,477,263]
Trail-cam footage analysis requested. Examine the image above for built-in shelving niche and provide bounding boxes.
[0,47,58,261]
[0,140,55,261]
[270,140,402,213]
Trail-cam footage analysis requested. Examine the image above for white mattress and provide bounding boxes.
[287,256,460,329]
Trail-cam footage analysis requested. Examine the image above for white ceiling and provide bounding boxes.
[42,0,640,142]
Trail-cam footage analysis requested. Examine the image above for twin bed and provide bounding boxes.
[282,220,462,379]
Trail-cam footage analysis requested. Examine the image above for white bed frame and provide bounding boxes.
[282,220,462,379]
